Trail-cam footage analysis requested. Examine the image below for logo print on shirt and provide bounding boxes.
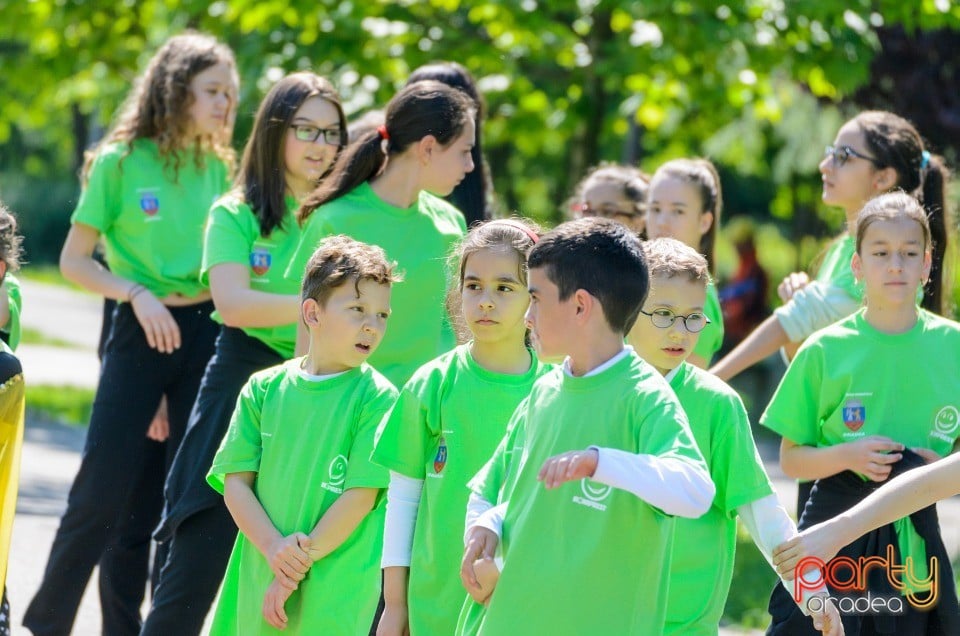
[573,478,612,511]
[842,399,866,432]
[139,189,160,216]
[433,437,447,474]
[321,454,348,494]
[250,248,271,276]
[934,406,959,435]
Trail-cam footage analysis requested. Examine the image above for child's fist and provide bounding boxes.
[471,557,500,605]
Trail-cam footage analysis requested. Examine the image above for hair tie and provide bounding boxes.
[921,150,931,170]
[377,125,390,141]
[487,219,539,244]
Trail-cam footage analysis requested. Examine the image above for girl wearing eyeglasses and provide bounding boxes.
[140,72,347,635]
[711,111,951,385]
[644,158,725,368]
[289,80,474,389]
[568,163,649,235]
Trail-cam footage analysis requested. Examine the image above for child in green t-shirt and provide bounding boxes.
[287,80,476,388]
[372,219,548,636]
[207,236,400,635]
[459,218,714,635]
[0,205,22,352]
[644,158,725,366]
[626,238,839,635]
[763,192,960,635]
[144,72,348,635]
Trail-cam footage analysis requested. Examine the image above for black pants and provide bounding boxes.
[24,301,216,636]
[141,326,283,636]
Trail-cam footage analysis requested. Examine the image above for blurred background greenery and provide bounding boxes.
[2,0,959,309]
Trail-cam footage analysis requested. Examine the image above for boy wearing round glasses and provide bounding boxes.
[627,238,840,635]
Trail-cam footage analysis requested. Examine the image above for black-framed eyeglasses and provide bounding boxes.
[571,202,642,220]
[824,145,880,168]
[639,308,710,333]
[291,124,343,146]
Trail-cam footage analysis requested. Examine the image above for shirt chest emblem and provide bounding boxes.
[933,406,959,436]
[432,436,448,475]
[250,248,272,276]
[842,399,866,432]
[139,189,160,217]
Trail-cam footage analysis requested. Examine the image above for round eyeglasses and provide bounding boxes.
[824,145,880,168]
[291,124,343,146]
[639,308,710,333]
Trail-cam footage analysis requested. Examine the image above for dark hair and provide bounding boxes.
[0,203,23,281]
[301,235,400,306]
[855,191,930,254]
[649,158,722,275]
[642,238,709,284]
[83,31,237,182]
[237,73,345,237]
[568,163,649,220]
[528,217,648,334]
[447,218,541,341]
[298,80,476,224]
[854,111,953,314]
[407,62,491,226]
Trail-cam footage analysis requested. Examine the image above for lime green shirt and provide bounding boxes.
[285,182,466,387]
[692,281,724,363]
[815,234,860,300]
[202,194,302,358]
[761,309,960,592]
[71,139,230,298]
[1,274,21,351]
[464,353,708,635]
[207,359,398,635]
[664,362,774,634]
[371,344,548,636]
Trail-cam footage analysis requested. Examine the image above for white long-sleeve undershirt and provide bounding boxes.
[381,471,424,568]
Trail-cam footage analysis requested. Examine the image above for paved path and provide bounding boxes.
[10,278,960,635]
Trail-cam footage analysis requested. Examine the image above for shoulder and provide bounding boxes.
[417,192,467,230]
[246,360,294,391]
[680,363,743,405]
[403,345,465,390]
[920,309,960,337]
[359,363,400,401]
[209,193,253,221]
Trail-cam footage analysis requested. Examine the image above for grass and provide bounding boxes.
[18,263,87,292]
[26,384,95,426]
[20,326,83,349]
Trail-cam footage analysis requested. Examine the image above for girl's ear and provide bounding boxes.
[416,135,439,165]
[851,252,862,283]
[922,249,932,284]
[698,211,714,237]
[873,166,898,193]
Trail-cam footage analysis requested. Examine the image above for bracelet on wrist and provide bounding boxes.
[128,284,147,302]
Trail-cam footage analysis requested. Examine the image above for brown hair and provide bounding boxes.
[528,217,649,334]
[0,203,23,281]
[642,238,709,285]
[649,158,722,275]
[301,235,400,306]
[298,80,476,223]
[568,163,649,220]
[82,31,237,182]
[853,111,953,313]
[237,73,345,237]
[855,191,930,253]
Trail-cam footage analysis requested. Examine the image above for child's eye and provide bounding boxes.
[464,283,481,291]
[498,285,513,293]
[873,251,887,257]
[378,312,390,320]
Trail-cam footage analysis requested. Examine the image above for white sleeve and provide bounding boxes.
[464,491,495,543]
[381,472,424,568]
[737,494,826,615]
[773,281,860,342]
[465,498,506,543]
[590,447,715,518]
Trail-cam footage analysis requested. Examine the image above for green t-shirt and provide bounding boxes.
[371,344,548,636]
[692,280,724,363]
[202,194,302,358]
[761,309,960,592]
[1,274,21,351]
[207,359,398,636]
[72,139,230,298]
[463,352,708,635]
[284,182,467,387]
[664,362,774,634]
[815,234,861,301]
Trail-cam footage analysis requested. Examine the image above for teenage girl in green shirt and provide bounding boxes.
[24,33,237,636]
[141,72,347,636]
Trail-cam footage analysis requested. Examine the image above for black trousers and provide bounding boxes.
[141,326,283,636]
[23,301,216,636]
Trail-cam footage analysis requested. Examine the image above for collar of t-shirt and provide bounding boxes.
[297,366,349,382]
[664,365,681,383]
[562,345,632,378]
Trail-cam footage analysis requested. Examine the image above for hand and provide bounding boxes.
[263,576,296,630]
[131,290,182,353]
[778,272,810,303]
[812,596,844,636]
[146,396,169,442]
[843,436,903,482]
[537,448,598,489]
[266,533,312,584]
[376,603,410,636]
[911,447,942,464]
[473,556,501,606]
[461,526,499,600]
[773,528,843,579]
